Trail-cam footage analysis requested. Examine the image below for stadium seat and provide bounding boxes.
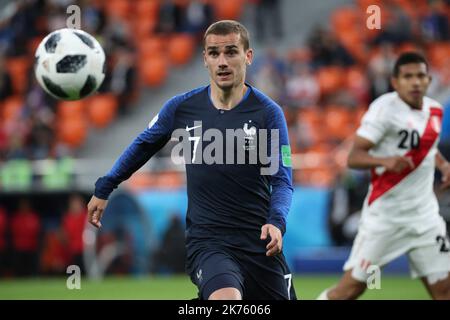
[1,96,23,122]
[286,48,311,63]
[332,7,360,33]
[213,0,244,20]
[133,15,158,39]
[86,94,118,128]
[324,106,353,141]
[316,67,344,96]
[57,100,86,121]
[427,43,450,69]
[168,34,195,66]
[135,0,159,20]
[141,55,168,87]
[105,0,131,21]
[155,171,184,189]
[5,57,30,95]
[346,67,369,104]
[57,117,87,148]
[138,36,166,58]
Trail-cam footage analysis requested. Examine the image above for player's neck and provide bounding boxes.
[398,94,423,111]
[210,83,248,110]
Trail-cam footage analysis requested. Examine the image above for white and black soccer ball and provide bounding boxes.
[34,28,106,100]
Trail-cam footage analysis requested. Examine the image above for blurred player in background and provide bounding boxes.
[87,20,296,300]
[318,52,450,300]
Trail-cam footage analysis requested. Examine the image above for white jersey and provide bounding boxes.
[356,92,443,229]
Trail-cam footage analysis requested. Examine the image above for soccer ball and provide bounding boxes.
[34,28,105,100]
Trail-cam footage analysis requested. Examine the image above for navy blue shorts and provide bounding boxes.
[189,247,297,300]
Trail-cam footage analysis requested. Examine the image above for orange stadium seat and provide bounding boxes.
[155,171,184,189]
[428,43,450,69]
[135,0,159,20]
[56,100,86,120]
[133,15,158,39]
[1,96,23,122]
[57,117,87,148]
[138,36,166,58]
[168,34,195,66]
[213,0,244,20]
[332,7,360,33]
[141,55,168,87]
[5,57,30,95]
[86,94,118,128]
[286,48,311,63]
[105,0,131,21]
[316,67,344,96]
[324,106,353,140]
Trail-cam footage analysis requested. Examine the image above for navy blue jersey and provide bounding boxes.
[95,84,293,262]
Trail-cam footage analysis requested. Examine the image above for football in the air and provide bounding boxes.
[34,28,106,100]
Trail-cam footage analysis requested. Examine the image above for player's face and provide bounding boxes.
[391,63,431,109]
[203,33,253,91]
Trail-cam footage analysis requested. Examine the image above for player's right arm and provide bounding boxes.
[87,95,181,228]
[347,96,414,173]
[347,135,414,173]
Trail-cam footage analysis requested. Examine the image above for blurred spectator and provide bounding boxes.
[0,54,13,100]
[184,0,214,36]
[285,63,320,108]
[81,0,106,35]
[61,194,87,272]
[308,27,354,69]
[421,0,449,41]
[10,199,41,276]
[40,230,68,275]
[249,48,286,102]
[373,2,413,45]
[252,63,284,102]
[0,207,7,276]
[109,46,138,114]
[26,113,55,160]
[254,0,283,43]
[367,43,396,100]
[157,0,185,34]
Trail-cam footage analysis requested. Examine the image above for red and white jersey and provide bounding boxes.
[356,92,443,228]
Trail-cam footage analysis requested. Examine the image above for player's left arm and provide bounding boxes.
[261,103,293,256]
[436,151,450,189]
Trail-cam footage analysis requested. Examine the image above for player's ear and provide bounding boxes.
[390,76,398,91]
[246,49,253,66]
[203,50,208,68]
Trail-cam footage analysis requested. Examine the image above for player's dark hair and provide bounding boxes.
[393,52,429,77]
[203,20,250,51]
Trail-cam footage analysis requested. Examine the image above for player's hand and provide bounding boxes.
[260,224,282,257]
[87,195,108,228]
[382,156,414,173]
[439,162,450,190]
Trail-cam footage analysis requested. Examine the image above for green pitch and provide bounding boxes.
[0,275,429,300]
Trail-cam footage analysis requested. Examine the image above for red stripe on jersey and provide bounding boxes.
[368,107,442,205]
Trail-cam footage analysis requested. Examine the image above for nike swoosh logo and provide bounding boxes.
[186,125,202,131]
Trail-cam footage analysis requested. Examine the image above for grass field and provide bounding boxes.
[0,274,430,300]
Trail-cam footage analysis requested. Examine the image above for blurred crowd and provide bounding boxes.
[0,0,221,162]
[248,0,450,186]
[0,194,87,277]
